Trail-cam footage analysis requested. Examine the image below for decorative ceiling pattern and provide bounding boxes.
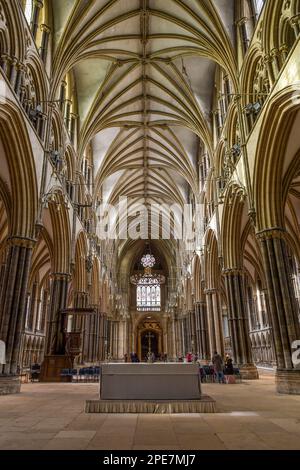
[51,0,236,216]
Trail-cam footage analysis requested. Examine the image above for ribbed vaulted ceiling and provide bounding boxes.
[52,0,236,225]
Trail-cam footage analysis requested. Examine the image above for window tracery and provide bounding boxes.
[24,0,33,24]
[137,284,161,311]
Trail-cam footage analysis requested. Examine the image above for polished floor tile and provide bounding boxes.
[0,372,300,450]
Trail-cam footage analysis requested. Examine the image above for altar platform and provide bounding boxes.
[85,363,216,414]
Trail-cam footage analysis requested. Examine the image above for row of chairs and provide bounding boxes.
[199,365,242,383]
[60,367,101,382]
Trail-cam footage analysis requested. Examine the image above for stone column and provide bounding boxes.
[270,48,280,77]
[46,273,70,355]
[9,57,18,90]
[0,237,34,393]
[83,307,96,363]
[187,310,196,354]
[195,301,209,360]
[106,319,114,358]
[99,313,107,361]
[290,15,300,40]
[279,44,289,65]
[93,309,101,363]
[180,317,186,355]
[92,310,101,362]
[160,314,168,356]
[205,289,216,357]
[175,316,183,357]
[79,294,92,363]
[171,315,177,360]
[117,319,126,360]
[40,24,51,62]
[257,229,300,394]
[0,53,10,76]
[174,318,179,357]
[31,0,43,39]
[0,253,7,294]
[183,314,189,354]
[71,291,89,363]
[167,315,176,360]
[264,54,275,87]
[223,269,258,379]
[111,321,118,359]
[205,288,224,359]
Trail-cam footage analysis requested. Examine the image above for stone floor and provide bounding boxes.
[0,372,300,450]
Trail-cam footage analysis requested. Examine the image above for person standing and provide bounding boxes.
[186,352,193,363]
[212,351,224,383]
[225,355,234,375]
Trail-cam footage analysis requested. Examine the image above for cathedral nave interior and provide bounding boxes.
[0,0,300,452]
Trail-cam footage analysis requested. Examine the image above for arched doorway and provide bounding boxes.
[141,330,159,361]
[136,317,163,361]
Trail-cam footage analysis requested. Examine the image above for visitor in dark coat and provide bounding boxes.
[212,351,225,383]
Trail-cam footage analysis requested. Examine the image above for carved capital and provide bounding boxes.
[51,272,71,281]
[290,14,300,27]
[7,236,36,249]
[237,17,247,27]
[263,53,272,64]
[279,43,289,54]
[1,53,11,63]
[40,23,51,34]
[15,61,25,72]
[222,268,244,277]
[256,227,286,241]
[204,288,218,295]
[34,0,44,9]
[270,48,280,58]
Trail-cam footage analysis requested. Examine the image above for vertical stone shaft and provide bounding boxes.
[72,291,88,362]
[258,230,300,370]
[205,290,216,357]
[86,309,99,363]
[0,238,34,375]
[46,273,70,355]
[223,269,253,365]
[205,289,224,358]
[195,301,209,360]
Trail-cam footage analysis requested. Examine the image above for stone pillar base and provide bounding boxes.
[276,369,300,395]
[0,375,21,395]
[239,363,259,380]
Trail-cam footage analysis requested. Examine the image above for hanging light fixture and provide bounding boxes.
[130,271,165,285]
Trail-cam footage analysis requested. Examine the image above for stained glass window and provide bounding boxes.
[24,1,33,24]
[255,0,265,16]
[141,254,156,268]
[137,283,161,311]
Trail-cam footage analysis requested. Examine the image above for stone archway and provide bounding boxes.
[140,330,159,361]
[136,316,163,361]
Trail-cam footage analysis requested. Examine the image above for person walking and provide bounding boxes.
[212,351,225,383]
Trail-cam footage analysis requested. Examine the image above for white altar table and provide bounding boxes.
[100,363,201,400]
[85,362,217,413]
